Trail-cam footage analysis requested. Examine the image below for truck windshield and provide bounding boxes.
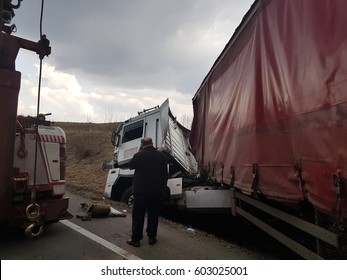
[122,120,144,143]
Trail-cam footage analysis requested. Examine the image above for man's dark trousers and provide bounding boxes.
[131,193,162,242]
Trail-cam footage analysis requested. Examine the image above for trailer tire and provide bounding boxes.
[121,187,134,208]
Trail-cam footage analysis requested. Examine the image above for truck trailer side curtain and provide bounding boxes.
[190,0,347,218]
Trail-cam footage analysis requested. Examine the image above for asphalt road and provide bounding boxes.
[0,191,285,260]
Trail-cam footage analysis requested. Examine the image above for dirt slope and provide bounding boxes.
[56,122,120,198]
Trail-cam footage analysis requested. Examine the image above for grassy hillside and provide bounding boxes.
[55,122,120,198]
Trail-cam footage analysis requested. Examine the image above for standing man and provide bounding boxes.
[127,137,168,247]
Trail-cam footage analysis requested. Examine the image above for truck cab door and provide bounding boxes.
[117,120,144,166]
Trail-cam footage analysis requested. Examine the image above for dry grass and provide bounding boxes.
[55,122,120,198]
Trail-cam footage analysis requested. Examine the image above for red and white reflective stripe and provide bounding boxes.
[39,134,66,143]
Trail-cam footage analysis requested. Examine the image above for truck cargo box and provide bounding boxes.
[190,0,347,218]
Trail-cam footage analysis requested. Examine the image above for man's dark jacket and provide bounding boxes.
[128,146,168,194]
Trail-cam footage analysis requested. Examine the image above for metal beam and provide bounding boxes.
[236,206,324,260]
[236,192,340,248]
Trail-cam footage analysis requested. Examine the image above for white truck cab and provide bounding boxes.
[104,99,197,201]
[103,99,230,212]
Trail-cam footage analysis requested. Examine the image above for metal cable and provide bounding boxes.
[33,0,45,192]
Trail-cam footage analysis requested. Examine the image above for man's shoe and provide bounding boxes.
[149,237,157,245]
[127,239,140,247]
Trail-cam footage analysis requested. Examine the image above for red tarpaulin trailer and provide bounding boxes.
[190,0,347,219]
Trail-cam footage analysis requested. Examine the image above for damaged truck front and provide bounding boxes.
[103,99,230,212]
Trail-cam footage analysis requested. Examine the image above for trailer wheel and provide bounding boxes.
[121,187,134,208]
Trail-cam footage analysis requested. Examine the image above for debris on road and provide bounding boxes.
[76,202,126,221]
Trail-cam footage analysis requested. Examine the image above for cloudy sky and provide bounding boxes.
[12,0,254,123]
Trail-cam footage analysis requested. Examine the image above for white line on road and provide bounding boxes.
[60,220,141,260]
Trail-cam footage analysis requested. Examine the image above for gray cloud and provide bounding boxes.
[14,1,252,90]
[12,0,253,122]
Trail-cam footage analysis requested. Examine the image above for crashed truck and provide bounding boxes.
[103,99,230,211]
[104,0,347,259]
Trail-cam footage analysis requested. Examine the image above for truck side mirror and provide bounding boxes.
[111,131,120,146]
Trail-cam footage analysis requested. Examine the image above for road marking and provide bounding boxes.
[60,220,141,260]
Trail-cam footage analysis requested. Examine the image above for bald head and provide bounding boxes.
[141,137,153,146]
